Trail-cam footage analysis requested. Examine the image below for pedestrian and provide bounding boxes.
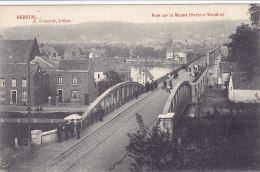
[98,104,104,122]
[145,81,149,92]
[70,119,75,138]
[169,80,172,89]
[57,123,63,143]
[154,81,158,89]
[151,80,154,91]
[64,121,70,140]
[76,119,81,139]
[163,80,167,89]
[135,90,138,99]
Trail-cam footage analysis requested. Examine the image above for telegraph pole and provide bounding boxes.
[27,59,31,149]
[145,56,147,84]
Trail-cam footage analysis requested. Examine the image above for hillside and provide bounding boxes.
[2,20,249,46]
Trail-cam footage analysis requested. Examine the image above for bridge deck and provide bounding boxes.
[9,70,195,172]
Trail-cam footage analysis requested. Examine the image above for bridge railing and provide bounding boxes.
[81,82,145,129]
[162,81,192,123]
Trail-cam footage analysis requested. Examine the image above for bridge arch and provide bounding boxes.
[162,81,192,119]
[81,81,145,129]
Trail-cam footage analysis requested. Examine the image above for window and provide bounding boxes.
[0,78,5,86]
[72,75,78,85]
[71,90,79,99]
[98,74,100,79]
[12,78,16,87]
[22,78,27,87]
[22,91,27,101]
[58,75,63,84]
[0,91,5,100]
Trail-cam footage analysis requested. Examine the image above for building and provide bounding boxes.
[166,47,174,59]
[56,59,95,105]
[0,38,40,63]
[0,63,46,106]
[64,47,81,59]
[30,56,58,105]
[228,72,260,103]
[92,57,131,83]
[132,67,154,84]
[89,48,105,58]
[219,62,237,89]
[0,38,45,106]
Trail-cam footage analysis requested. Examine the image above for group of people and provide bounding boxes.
[57,119,82,143]
[145,80,158,92]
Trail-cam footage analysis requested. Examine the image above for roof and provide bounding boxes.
[57,59,90,71]
[31,56,58,68]
[92,58,107,72]
[232,72,260,90]
[166,47,174,53]
[64,55,88,60]
[0,39,37,63]
[220,62,237,73]
[0,63,39,75]
[93,57,130,73]
[90,48,105,55]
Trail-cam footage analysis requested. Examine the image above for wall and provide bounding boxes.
[56,71,95,105]
[41,129,58,144]
[191,67,208,103]
[229,89,260,103]
[0,70,36,106]
[94,72,105,82]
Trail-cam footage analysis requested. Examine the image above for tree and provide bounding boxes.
[249,4,260,28]
[97,70,122,95]
[126,113,177,171]
[225,24,259,77]
[224,5,260,77]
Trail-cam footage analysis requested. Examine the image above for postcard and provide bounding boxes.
[0,2,259,172]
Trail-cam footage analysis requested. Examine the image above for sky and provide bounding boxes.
[0,4,250,28]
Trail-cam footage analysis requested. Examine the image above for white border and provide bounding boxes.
[0,1,258,5]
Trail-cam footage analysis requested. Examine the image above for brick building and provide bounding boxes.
[0,38,46,106]
[0,63,46,106]
[56,59,95,105]
[30,56,58,105]
[0,38,40,63]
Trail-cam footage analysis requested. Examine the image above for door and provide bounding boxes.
[58,90,62,102]
[85,94,89,105]
[11,90,17,104]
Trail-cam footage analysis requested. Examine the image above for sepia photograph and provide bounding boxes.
[0,2,259,172]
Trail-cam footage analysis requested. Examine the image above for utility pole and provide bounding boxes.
[145,56,147,84]
[27,60,31,149]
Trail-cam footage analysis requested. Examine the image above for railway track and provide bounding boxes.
[45,87,169,172]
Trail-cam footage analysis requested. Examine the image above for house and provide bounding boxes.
[89,48,105,58]
[92,57,131,83]
[0,38,45,106]
[39,44,62,62]
[0,63,47,106]
[0,38,40,63]
[166,47,174,59]
[64,47,81,59]
[219,62,237,89]
[56,59,95,105]
[30,56,58,105]
[228,72,260,103]
[131,67,154,85]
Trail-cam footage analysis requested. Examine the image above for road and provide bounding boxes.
[40,70,193,172]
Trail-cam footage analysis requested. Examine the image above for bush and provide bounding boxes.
[126,113,178,171]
